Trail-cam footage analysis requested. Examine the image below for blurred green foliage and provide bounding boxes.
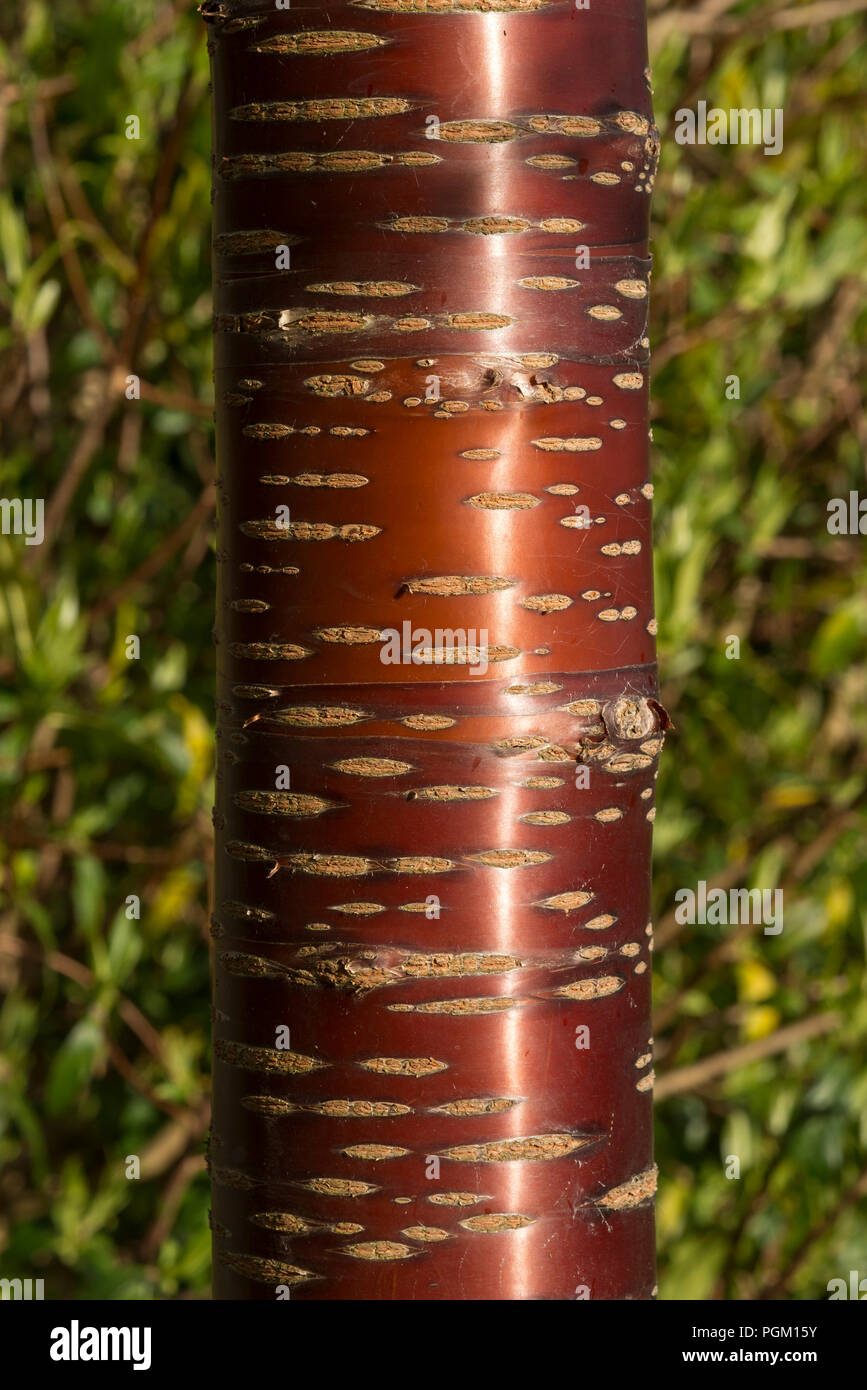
[0,0,865,1300]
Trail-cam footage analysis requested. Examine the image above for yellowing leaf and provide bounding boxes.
[824,881,853,932]
[742,1005,780,1041]
[150,866,200,935]
[766,784,817,809]
[168,693,213,816]
[737,958,777,1004]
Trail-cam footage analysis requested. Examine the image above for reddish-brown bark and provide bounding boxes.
[205,0,661,1300]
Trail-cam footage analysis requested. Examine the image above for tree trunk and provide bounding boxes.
[204,0,662,1301]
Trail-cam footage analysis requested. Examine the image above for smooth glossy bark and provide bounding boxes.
[205,0,661,1301]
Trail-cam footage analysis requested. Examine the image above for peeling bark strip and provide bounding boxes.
[206,0,659,1301]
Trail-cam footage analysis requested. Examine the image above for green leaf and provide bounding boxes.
[45,1015,105,1116]
[72,856,106,941]
[106,909,142,986]
[810,600,867,678]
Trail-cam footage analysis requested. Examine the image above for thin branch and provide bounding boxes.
[29,392,118,566]
[654,1012,841,1100]
[27,101,114,358]
[140,1152,207,1260]
[0,932,166,1063]
[770,0,867,29]
[757,1166,867,1298]
[137,381,213,419]
[89,479,216,625]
